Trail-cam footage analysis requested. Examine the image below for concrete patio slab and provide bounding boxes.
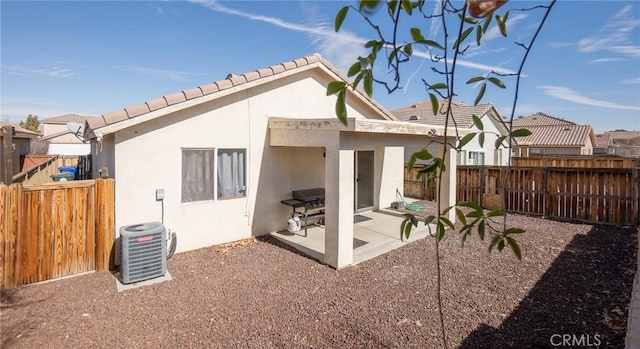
[271,210,434,266]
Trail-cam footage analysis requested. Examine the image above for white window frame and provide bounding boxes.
[181,147,247,203]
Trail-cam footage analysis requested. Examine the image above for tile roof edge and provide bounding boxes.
[91,53,396,134]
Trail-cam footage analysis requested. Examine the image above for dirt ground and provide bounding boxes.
[1,203,637,348]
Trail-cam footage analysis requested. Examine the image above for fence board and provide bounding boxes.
[96,179,115,271]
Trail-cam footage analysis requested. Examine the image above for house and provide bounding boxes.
[82,54,460,269]
[1,122,40,183]
[594,133,614,155]
[41,114,96,155]
[607,131,640,158]
[392,101,511,166]
[511,113,596,156]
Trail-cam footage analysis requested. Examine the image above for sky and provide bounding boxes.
[1,0,639,133]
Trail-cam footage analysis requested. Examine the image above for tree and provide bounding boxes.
[19,114,41,133]
[330,1,555,347]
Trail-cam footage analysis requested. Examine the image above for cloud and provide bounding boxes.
[549,42,572,49]
[589,58,624,64]
[540,85,640,111]
[1,64,75,78]
[0,96,87,121]
[622,78,640,84]
[190,0,365,72]
[190,1,522,77]
[119,66,201,82]
[578,5,640,57]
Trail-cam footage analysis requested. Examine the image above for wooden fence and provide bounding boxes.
[405,165,640,226]
[0,178,115,288]
[511,155,640,168]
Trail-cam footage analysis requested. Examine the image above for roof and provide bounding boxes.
[595,133,612,147]
[391,101,511,137]
[392,101,494,128]
[516,124,594,147]
[607,131,640,140]
[42,113,97,124]
[512,113,575,127]
[86,53,395,136]
[0,122,40,138]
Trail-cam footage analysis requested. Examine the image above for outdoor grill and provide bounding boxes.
[292,188,325,204]
[281,188,325,236]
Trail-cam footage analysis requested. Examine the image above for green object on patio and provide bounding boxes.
[395,189,425,211]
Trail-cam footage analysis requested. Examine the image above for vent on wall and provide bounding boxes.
[120,222,167,284]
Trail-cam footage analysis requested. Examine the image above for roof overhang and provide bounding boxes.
[269,117,465,143]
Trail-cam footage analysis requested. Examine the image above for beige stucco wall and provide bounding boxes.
[106,71,382,253]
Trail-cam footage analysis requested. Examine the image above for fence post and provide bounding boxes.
[543,167,550,218]
[95,178,115,271]
[633,168,639,226]
[1,126,13,185]
[479,166,485,207]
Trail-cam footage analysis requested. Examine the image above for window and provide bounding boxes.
[217,149,246,199]
[182,149,215,203]
[457,150,466,165]
[181,148,247,203]
[494,149,503,165]
[469,151,485,165]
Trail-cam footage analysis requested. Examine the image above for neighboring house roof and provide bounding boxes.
[516,124,595,147]
[0,122,40,139]
[512,112,597,148]
[607,131,640,142]
[392,100,510,135]
[42,129,85,142]
[512,112,575,127]
[393,101,488,128]
[595,133,612,147]
[42,113,97,124]
[86,53,396,137]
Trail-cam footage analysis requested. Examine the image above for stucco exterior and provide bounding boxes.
[88,55,458,268]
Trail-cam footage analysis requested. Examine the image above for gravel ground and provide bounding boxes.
[1,201,637,348]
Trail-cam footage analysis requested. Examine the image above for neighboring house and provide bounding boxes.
[82,54,460,269]
[594,133,614,155]
[0,122,40,182]
[42,113,96,155]
[511,113,596,156]
[392,101,511,166]
[607,131,640,158]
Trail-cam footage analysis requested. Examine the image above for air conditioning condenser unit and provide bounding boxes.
[120,222,167,284]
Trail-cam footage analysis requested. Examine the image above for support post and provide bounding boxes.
[324,144,354,268]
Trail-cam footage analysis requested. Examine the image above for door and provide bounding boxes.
[355,150,374,211]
